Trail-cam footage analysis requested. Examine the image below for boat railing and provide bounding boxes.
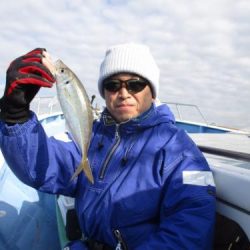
[32,97,209,124]
[162,102,208,125]
[31,96,62,116]
[32,97,248,134]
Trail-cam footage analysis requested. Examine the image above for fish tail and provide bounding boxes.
[70,157,94,184]
[83,157,94,184]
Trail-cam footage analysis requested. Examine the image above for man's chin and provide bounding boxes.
[115,113,136,123]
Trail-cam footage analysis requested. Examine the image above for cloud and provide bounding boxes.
[0,0,249,130]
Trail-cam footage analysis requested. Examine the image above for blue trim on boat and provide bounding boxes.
[176,121,229,133]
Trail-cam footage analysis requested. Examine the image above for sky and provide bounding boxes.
[0,0,249,131]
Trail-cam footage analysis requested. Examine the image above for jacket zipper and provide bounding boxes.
[113,229,127,250]
[99,124,121,179]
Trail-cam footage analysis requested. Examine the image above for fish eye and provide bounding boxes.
[61,69,64,73]
[65,81,70,84]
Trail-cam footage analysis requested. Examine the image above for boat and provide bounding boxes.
[0,97,249,249]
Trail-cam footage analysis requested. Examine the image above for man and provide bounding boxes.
[0,43,216,249]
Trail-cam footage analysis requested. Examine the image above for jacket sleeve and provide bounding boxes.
[0,112,82,196]
[135,136,216,250]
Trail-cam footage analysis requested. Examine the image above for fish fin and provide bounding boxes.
[70,157,94,184]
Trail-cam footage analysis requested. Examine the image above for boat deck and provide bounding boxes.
[190,133,250,155]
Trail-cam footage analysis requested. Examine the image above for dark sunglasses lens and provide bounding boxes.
[104,79,148,93]
[127,80,147,93]
[104,80,121,92]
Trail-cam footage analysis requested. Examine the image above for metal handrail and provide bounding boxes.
[31,96,61,116]
[32,97,209,125]
[162,102,208,125]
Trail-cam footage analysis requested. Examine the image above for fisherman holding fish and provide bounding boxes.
[0,44,216,249]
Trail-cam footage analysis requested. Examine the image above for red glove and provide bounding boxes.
[0,48,55,123]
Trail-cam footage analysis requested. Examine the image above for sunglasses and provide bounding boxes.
[103,78,148,94]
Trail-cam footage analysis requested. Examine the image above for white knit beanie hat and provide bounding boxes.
[98,43,160,98]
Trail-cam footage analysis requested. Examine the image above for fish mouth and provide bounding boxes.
[54,59,64,67]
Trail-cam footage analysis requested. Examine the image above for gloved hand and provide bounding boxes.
[0,48,55,124]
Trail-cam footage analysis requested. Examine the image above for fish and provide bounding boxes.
[54,59,94,184]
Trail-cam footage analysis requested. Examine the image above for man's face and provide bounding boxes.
[104,73,154,123]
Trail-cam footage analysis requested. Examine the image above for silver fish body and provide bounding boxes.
[55,59,94,184]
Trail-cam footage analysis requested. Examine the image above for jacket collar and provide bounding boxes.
[101,103,175,133]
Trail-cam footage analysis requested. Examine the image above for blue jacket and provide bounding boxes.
[0,103,216,250]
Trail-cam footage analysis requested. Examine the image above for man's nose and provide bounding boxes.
[118,83,130,98]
